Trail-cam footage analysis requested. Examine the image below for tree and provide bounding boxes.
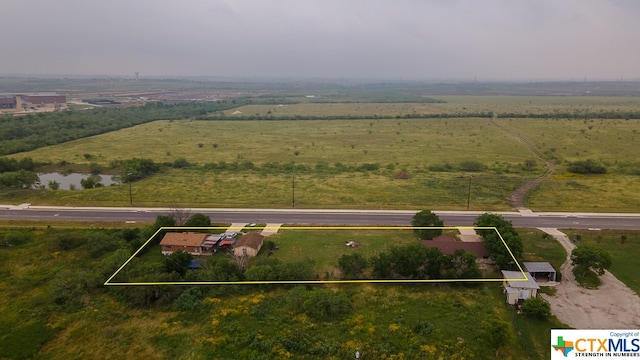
[0,170,39,188]
[164,250,194,277]
[521,297,550,319]
[48,180,60,190]
[80,175,103,189]
[184,213,211,227]
[445,249,481,279]
[411,210,444,240]
[338,252,368,279]
[571,244,612,277]
[475,213,523,269]
[484,319,511,357]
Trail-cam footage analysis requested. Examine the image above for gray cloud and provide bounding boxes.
[2,0,639,80]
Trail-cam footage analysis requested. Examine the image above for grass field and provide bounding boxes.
[13,118,533,168]
[1,170,523,210]
[520,228,567,272]
[0,225,567,359]
[233,96,640,118]
[560,229,640,295]
[4,98,640,211]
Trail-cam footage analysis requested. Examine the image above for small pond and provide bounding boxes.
[37,173,120,190]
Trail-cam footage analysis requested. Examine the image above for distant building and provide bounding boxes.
[0,96,17,109]
[0,93,67,113]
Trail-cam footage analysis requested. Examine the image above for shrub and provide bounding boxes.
[521,297,550,319]
[302,288,352,321]
[459,160,485,172]
[567,159,606,174]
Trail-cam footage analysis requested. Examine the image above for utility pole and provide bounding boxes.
[127,173,133,206]
[292,173,295,208]
[466,176,471,210]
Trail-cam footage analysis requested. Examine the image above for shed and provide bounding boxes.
[523,262,557,282]
[501,270,540,305]
[234,232,265,257]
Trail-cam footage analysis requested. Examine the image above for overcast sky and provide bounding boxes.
[2,0,639,81]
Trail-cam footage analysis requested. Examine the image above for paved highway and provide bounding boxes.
[1,205,639,229]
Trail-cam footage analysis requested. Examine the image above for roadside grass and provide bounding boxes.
[561,229,640,295]
[520,228,567,272]
[2,170,521,210]
[527,175,640,212]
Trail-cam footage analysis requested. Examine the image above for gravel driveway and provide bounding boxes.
[538,228,640,329]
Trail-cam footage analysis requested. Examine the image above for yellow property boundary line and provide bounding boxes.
[104,226,529,286]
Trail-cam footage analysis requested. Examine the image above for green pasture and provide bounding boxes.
[227,96,640,118]
[439,95,640,115]
[3,169,521,210]
[12,118,534,169]
[495,118,640,164]
[5,100,640,211]
[561,229,640,295]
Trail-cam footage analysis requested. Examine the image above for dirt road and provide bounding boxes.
[538,228,640,329]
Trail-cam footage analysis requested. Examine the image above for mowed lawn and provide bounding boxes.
[260,229,419,276]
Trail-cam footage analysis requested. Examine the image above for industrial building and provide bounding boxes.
[0,93,67,112]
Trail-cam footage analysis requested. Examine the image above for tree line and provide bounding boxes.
[196,112,494,121]
[0,101,239,155]
[496,111,640,119]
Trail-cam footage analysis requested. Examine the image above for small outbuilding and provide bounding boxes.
[523,262,557,282]
[501,270,540,305]
[234,232,265,257]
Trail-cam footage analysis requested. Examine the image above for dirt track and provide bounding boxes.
[538,228,640,329]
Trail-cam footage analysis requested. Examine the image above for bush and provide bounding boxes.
[302,288,352,321]
[567,159,606,174]
[172,287,208,312]
[459,160,485,172]
[338,253,368,279]
[521,297,550,319]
